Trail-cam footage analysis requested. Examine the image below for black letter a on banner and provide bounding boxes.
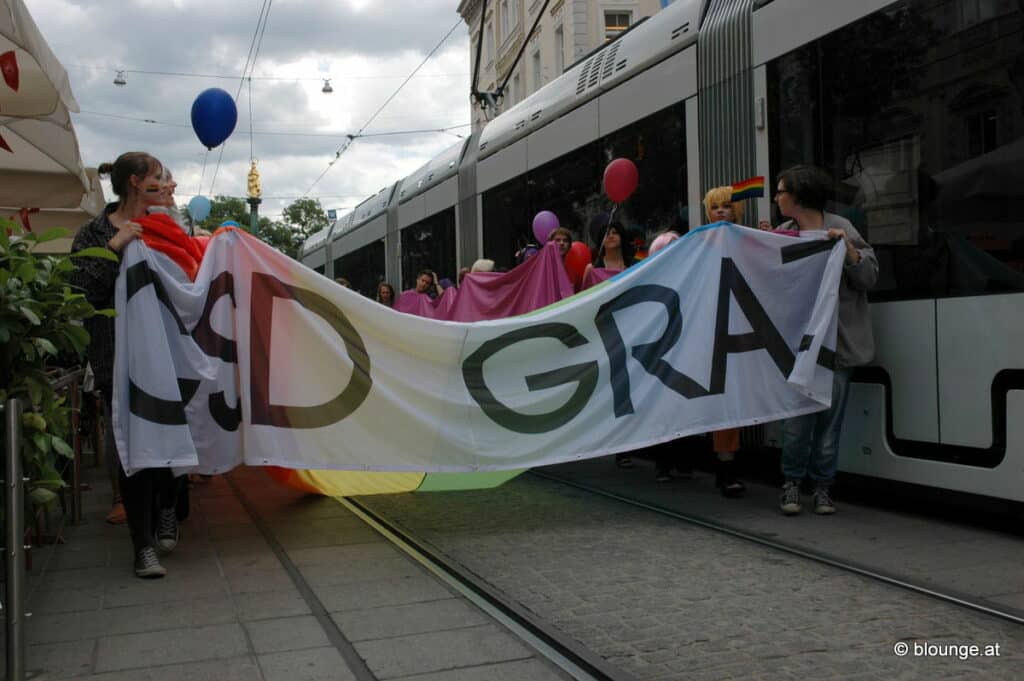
[708,258,795,394]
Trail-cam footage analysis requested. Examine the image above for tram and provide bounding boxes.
[300,0,1024,503]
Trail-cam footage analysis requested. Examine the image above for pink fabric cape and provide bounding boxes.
[394,242,575,321]
[580,266,619,291]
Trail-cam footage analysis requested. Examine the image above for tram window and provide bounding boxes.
[601,102,688,246]
[314,265,325,275]
[767,0,1024,301]
[400,208,457,291]
[523,141,603,254]
[333,239,385,298]
[482,175,530,271]
[481,102,688,269]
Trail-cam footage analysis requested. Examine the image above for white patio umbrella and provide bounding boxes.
[0,0,103,248]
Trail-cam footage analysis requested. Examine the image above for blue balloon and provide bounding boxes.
[188,195,212,222]
[190,88,238,149]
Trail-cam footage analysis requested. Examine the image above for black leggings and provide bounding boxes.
[102,390,181,555]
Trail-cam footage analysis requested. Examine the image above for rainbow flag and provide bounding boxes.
[731,176,765,201]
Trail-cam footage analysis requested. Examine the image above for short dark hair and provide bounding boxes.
[417,269,434,280]
[776,165,831,212]
[548,227,572,242]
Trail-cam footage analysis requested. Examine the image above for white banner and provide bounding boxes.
[112,224,845,476]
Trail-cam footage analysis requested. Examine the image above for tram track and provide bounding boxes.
[528,469,1024,629]
[339,495,638,681]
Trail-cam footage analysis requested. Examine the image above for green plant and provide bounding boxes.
[0,218,116,509]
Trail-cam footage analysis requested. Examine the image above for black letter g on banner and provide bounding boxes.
[463,323,597,434]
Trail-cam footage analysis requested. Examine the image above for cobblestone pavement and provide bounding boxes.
[357,469,1024,681]
[540,456,1024,618]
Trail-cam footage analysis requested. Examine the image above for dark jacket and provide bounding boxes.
[69,205,120,389]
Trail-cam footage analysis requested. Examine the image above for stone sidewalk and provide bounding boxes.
[18,466,572,681]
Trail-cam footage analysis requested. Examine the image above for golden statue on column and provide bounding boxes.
[247,160,262,199]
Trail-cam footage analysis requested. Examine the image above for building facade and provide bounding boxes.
[457,0,668,130]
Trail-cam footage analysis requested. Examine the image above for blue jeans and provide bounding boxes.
[781,368,853,484]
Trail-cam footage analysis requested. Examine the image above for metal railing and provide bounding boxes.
[2,367,90,681]
[3,396,27,681]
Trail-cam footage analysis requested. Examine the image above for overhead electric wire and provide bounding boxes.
[497,0,552,97]
[209,0,273,196]
[67,62,465,81]
[301,19,464,199]
[470,0,488,99]
[77,109,469,138]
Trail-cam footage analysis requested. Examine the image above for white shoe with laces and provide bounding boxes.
[134,546,167,578]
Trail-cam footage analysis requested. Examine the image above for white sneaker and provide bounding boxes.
[134,547,167,578]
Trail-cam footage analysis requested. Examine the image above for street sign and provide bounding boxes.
[327,209,337,221]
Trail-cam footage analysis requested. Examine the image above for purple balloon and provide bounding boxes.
[532,210,560,244]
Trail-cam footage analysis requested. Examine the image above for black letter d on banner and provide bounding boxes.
[250,273,372,428]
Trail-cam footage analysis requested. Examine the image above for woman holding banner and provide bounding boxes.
[774,166,877,516]
[70,152,183,579]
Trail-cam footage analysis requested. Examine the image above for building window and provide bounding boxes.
[501,0,510,39]
[532,51,542,92]
[958,0,997,28]
[512,73,522,105]
[605,11,631,40]
[554,25,564,74]
[486,22,495,63]
[966,110,998,157]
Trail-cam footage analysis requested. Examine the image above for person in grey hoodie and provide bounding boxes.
[774,165,878,516]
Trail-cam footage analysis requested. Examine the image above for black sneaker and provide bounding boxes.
[715,460,746,498]
[813,485,836,515]
[155,507,179,554]
[780,479,802,515]
[134,547,167,579]
[615,455,634,469]
[655,470,672,482]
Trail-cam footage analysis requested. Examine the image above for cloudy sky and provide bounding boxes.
[29,0,473,222]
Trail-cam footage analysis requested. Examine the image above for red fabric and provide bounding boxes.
[0,51,18,91]
[136,213,205,281]
[17,207,38,232]
[0,132,11,153]
[192,235,211,254]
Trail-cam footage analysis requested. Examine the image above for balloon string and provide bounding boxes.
[597,203,618,264]
[197,149,210,196]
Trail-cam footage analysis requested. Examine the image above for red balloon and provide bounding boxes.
[564,241,592,282]
[603,158,639,203]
